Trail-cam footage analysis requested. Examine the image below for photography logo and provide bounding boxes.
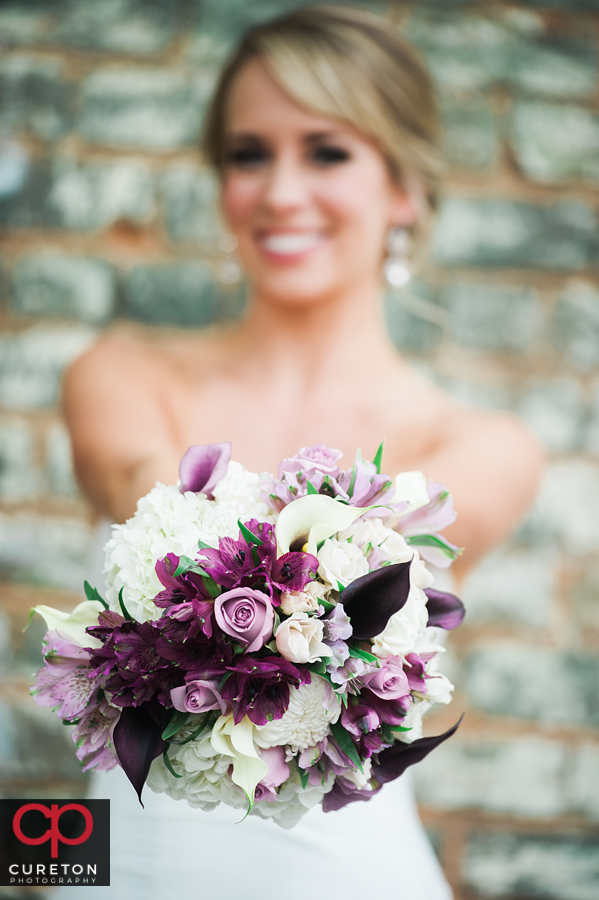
[0,799,110,886]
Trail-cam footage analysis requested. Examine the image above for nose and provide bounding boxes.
[261,150,310,214]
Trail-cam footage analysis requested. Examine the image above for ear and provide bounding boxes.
[389,185,418,228]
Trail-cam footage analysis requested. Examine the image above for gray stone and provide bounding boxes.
[441,95,499,171]
[162,165,220,244]
[0,2,55,46]
[0,608,12,677]
[512,102,599,183]
[12,253,115,324]
[124,262,221,327]
[464,833,599,900]
[432,198,599,270]
[441,281,544,351]
[413,737,567,817]
[587,381,599,454]
[0,512,92,590]
[0,159,58,229]
[461,548,555,629]
[54,0,182,55]
[568,745,599,822]
[0,54,73,142]
[405,9,598,99]
[524,460,599,555]
[49,157,156,231]
[516,376,585,452]
[78,67,214,151]
[0,421,41,501]
[555,280,599,373]
[384,282,444,354]
[0,700,88,785]
[0,324,96,410]
[465,642,599,727]
[46,421,78,497]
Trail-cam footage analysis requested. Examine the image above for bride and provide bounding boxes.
[61,6,543,899]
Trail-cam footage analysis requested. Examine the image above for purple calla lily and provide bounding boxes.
[341,561,412,640]
[374,716,463,785]
[179,442,231,498]
[425,588,466,630]
[113,699,170,804]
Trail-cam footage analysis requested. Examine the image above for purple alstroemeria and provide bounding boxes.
[322,777,381,812]
[154,553,213,606]
[220,655,310,726]
[199,519,318,596]
[341,689,409,738]
[156,618,233,678]
[73,697,120,772]
[179,442,231,499]
[95,620,181,708]
[404,653,427,693]
[396,481,456,536]
[322,602,352,672]
[337,458,395,507]
[31,631,97,722]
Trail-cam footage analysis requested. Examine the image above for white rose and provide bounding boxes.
[411,553,435,589]
[275,612,331,664]
[317,538,369,588]
[279,581,326,615]
[371,586,429,658]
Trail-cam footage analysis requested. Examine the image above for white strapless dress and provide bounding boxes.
[58,522,453,900]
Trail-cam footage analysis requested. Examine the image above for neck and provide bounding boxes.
[229,277,402,401]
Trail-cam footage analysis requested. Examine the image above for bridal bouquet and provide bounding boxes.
[31,442,464,828]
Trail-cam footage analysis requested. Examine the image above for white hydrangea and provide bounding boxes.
[249,769,336,829]
[147,730,245,811]
[255,676,341,754]
[103,462,273,622]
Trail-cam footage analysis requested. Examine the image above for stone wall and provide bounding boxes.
[0,1,598,898]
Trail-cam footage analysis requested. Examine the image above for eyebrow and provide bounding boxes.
[224,129,348,145]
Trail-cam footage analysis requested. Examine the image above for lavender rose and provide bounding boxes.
[214,587,274,652]
[363,655,410,700]
[170,679,227,715]
[278,443,343,479]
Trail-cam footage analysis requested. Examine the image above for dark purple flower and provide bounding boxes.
[425,588,466,630]
[154,553,213,606]
[220,656,309,726]
[179,442,231,498]
[404,653,427,692]
[96,620,180,708]
[155,620,233,677]
[214,587,274,652]
[322,778,381,812]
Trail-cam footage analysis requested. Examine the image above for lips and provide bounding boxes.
[259,231,325,256]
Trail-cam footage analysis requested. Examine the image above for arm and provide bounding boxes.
[416,411,545,579]
[62,333,183,523]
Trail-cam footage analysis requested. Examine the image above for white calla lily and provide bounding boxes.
[210,714,268,802]
[31,600,104,648]
[393,471,429,514]
[276,494,367,556]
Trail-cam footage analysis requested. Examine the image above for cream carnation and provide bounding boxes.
[255,676,340,753]
[317,538,369,588]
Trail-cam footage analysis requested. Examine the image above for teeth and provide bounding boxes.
[261,233,322,254]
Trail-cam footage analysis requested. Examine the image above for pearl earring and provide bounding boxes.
[217,233,242,285]
[383,227,411,288]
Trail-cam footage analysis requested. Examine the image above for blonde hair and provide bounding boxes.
[202,4,443,241]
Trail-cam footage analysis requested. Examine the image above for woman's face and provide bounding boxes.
[220,58,415,307]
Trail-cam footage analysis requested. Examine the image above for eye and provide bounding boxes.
[225,145,270,169]
[311,145,351,166]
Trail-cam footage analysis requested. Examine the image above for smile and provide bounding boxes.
[258,232,325,257]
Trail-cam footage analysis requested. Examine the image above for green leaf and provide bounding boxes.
[372,440,384,475]
[118,588,133,620]
[306,480,318,495]
[84,581,109,610]
[237,519,264,546]
[347,462,358,498]
[173,555,197,578]
[406,534,460,559]
[306,659,327,676]
[387,723,412,732]
[336,581,345,594]
[319,598,336,614]
[330,720,363,773]
[348,646,379,665]
[171,711,217,746]
[23,607,37,633]
[197,538,213,550]
[298,767,309,790]
[162,745,182,779]
[161,709,190,741]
